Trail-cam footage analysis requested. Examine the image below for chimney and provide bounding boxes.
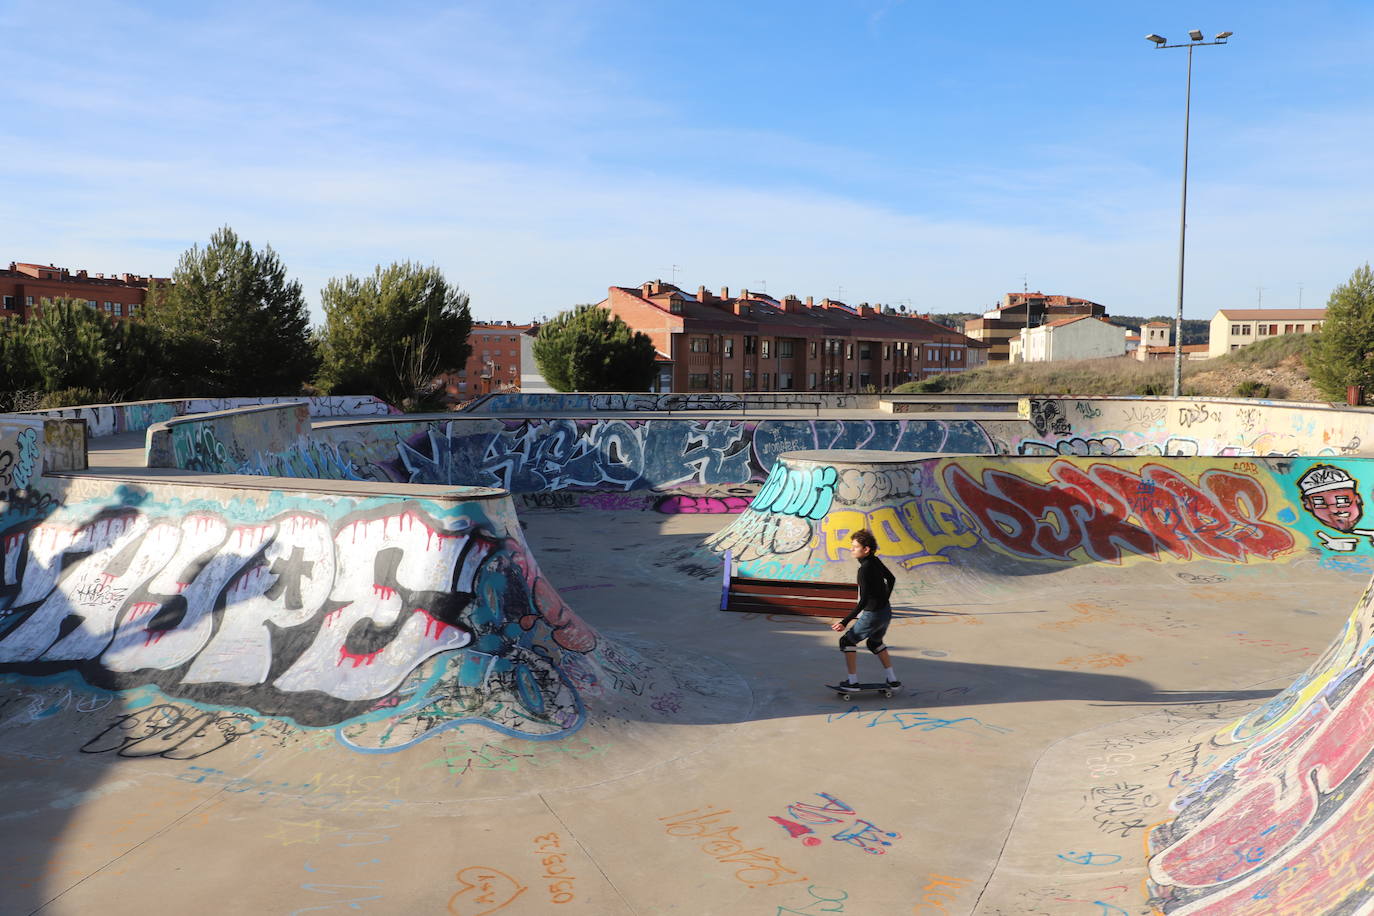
[698,285,709,302]
[720,286,729,299]
[641,282,653,298]
[740,288,750,300]
[781,295,801,314]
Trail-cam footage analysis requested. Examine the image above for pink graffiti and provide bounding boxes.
[657,495,750,515]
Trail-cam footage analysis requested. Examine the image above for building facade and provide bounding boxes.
[598,281,986,393]
[1008,315,1128,362]
[963,292,1107,363]
[439,322,534,402]
[1208,308,1326,358]
[0,261,161,321]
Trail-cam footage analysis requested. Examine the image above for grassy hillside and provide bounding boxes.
[895,333,1321,400]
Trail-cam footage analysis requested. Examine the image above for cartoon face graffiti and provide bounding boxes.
[1298,464,1364,532]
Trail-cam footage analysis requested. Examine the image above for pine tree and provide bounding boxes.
[533,305,657,392]
[316,261,472,411]
[1306,264,1374,400]
[141,227,317,396]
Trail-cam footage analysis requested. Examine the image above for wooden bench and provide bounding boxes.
[719,551,856,618]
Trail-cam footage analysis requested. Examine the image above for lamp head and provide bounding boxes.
[1215,30,1233,40]
[1145,33,1167,45]
[1188,29,1204,41]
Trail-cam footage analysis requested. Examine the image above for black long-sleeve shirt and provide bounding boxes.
[840,554,896,626]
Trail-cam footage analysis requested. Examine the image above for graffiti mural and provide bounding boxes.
[706,455,1329,579]
[0,491,596,744]
[1147,581,1374,914]
[946,460,1296,564]
[162,417,1000,507]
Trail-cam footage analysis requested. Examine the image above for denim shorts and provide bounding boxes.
[849,609,891,642]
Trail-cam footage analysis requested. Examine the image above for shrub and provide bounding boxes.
[1233,380,1271,399]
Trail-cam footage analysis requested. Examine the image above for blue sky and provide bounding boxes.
[2,0,1371,325]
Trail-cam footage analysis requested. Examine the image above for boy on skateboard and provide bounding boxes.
[830,529,900,689]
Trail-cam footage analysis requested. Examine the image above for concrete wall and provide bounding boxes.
[0,471,599,747]
[1017,396,1372,457]
[708,453,1374,581]
[468,392,877,413]
[189,416,1014,501]
[24,395,397,438]
[146,402,312,471]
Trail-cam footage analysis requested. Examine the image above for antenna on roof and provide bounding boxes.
[1256,286,1265,308]
[1298,284,1304,308]
[757,280,767,294]
[659,264,681,284]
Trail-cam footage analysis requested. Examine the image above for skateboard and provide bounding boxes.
[826,682,896,701]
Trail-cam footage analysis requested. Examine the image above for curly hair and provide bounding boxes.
[850,528,879,553]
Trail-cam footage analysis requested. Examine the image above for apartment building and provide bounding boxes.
[598,281,985,393]
[439,321,534,401]
[1207,308,1326,358]
[0,261,161,321]
[963,291,1107,363]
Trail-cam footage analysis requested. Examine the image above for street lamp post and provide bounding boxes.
[1145,29,1232,397]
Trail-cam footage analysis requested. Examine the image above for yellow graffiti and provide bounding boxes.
[821,498,978,568]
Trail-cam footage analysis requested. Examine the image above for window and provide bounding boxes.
[723,373,734,390]
[762,373,771,391]
[1231,325,1241,335]
[458,369,467,377]
[883,373,890,388]
[723,338,734,358]
[1284,324,1294,334]
[859,344,872,360]
[810,341,818,358]
[846,373,854,389]
[779,372,793,390]
[779,340,794,358]
[1241,325,1251,335]
[1258,324,1269,335]
[688,373,710,389]
[1313,322,1323,332]
[129,304,138,315]
[845,343,854,359]
[952,350,962,362]
[458,381,467,391]
[1,296,11,309]
[104,301,113,312]
[114,303,123,316]
[25,296,33,306]
[88,300,98,309]
[808,372,817,389]
[883,345,891,359]
[760,339,771,359]
[744,369,754,389]
[690,337,710,353]
[744,336,758,355]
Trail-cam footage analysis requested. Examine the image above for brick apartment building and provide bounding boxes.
[963,291,1107,363]
[596,281,985,393]
[439,321,535,402]
[0,261,162,321]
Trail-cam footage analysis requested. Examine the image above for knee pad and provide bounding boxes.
[866,637,886,654]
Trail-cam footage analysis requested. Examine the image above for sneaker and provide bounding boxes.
[886,679,902,688]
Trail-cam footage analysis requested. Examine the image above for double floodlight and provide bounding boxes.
[1146,30,1232,46]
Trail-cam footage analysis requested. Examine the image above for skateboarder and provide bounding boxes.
[830,529,900,688]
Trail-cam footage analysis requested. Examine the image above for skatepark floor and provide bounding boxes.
[0,506,1362,915]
